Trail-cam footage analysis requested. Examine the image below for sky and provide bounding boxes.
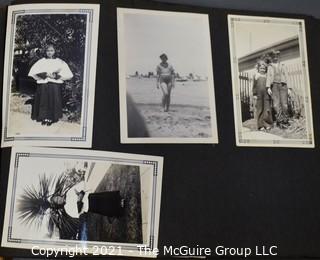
[122,11,212,77]
[234,20,299,58]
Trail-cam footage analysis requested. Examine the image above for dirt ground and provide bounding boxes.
[243,117,308,139]
[8,93,80,136]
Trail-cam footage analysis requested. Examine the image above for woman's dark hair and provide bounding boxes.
[160,53,168,60]
[45,43,55,50]
[44,43,57,58]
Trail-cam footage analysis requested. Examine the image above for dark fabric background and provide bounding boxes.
[2,0,320,18]
[0,0,320,259]
[159,0,320,19]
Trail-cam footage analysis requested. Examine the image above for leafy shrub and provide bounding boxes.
[13,14,87,123]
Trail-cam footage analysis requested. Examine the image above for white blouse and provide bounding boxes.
[28,57,73,84]
[65,181,89,218]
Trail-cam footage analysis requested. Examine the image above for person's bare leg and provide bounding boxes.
[166,83,173,112]
[160,82,169,111]
[162,96,166,108]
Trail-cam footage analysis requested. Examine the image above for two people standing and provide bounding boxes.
[253,50,291,131]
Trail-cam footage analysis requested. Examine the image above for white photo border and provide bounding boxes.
[228,14,315,148]
[1,4,100,148]
[117,7,219,144]
[1,147,163,258]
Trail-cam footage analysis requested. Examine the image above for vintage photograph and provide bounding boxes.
[1,147,163,257]
[228,15,314,147]
[1,4,100,147]
[117,8,218,143]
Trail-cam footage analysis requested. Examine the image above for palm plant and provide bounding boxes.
[17,169,85,240]
[18,174,53,228]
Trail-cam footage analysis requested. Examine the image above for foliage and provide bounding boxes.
[13,14,87,122]
[18,174,53,228]
[17,167,85,237]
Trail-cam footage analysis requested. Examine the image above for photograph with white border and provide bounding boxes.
[1,147,163,258]
[1,4,100,147]
[228,14,314,148]
[117,8,218,143]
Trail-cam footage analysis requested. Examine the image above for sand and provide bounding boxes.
[136,104,212,138]
[127,78,213,138]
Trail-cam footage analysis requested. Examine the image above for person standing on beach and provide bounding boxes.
[266,50,291,129]
[156,53,175,112]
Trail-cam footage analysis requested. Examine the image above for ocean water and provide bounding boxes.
[126,78,212,108]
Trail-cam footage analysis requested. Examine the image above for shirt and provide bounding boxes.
[28,57,73,84]
[65,181,89,218]
[266,62,288,88]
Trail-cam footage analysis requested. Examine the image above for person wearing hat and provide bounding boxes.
[156,53,175,112]
[266,50,291,129]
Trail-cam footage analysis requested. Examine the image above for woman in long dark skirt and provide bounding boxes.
[77,190,125,218]
[28,44,73,126]
[252,60,273,131]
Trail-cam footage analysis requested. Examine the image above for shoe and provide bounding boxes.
[46,121,52,126]
[41,121,46,125]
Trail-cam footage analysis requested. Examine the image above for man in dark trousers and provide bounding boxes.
[266,50,291,129]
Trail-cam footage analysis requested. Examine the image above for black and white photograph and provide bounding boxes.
[1,4,99,147]
[1,147,163,257]
[228,15,314,148]
[117,8,218,143]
